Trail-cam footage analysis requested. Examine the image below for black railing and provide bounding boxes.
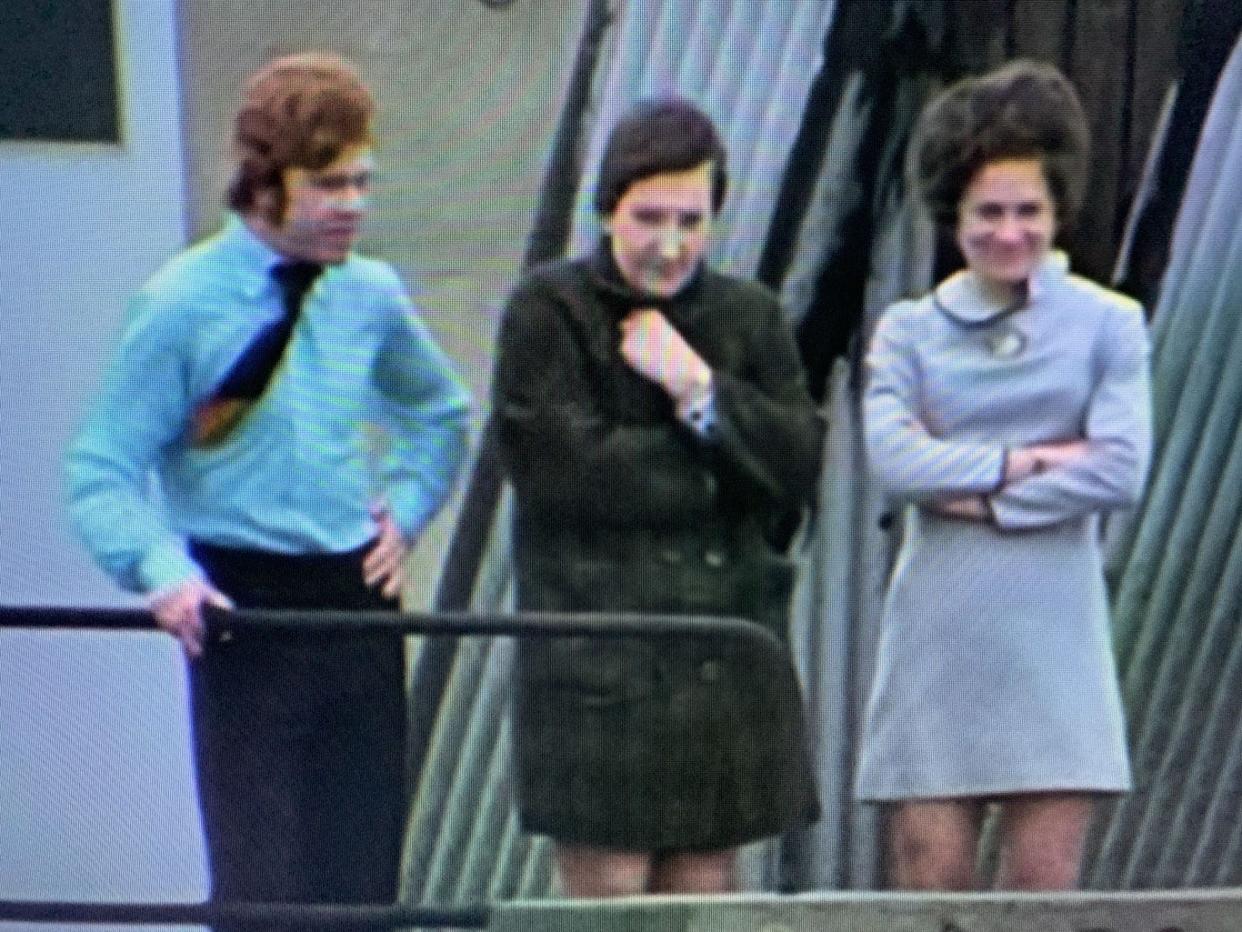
[0,899,489,929]
[0,604,787,928]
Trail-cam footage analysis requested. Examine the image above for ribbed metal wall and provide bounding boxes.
[402,0,842,904]
[1087,34,1242,890]
[406,0,1238,904]
[801,31,1242,891]
[567,0,841,275]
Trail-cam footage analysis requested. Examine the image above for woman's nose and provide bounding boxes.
[656,225,684,259]
[993,214,1024,242]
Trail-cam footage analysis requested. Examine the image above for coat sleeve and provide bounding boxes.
[989,302,1152,530]
[863,302,1008,501]
[494,275,718,526]
[704,294,822,510]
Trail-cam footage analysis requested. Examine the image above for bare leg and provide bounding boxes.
[649,847,738,894]
[995,792,1094,890]
[553,843,651,897]
[887,798,984,890]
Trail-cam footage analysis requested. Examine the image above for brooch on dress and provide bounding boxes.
[985,326,1026,359]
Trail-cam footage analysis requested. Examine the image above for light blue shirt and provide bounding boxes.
[66,215,472,593]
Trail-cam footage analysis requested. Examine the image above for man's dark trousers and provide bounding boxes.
[188,540,406,931]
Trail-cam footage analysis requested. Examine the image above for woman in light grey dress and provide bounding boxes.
[857,61,1152,890]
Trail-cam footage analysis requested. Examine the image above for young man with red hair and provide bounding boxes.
[67,53,470,924]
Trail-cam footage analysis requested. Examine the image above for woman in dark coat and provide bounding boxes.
[493,98,821,896]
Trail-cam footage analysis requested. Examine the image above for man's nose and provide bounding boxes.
[336,181,370,213]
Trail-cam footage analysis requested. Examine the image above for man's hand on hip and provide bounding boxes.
[364,505,409,601]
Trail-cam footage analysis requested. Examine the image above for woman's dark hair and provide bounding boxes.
[226,52,374,224]
[908,59,1091,229]
[593,98,728,216]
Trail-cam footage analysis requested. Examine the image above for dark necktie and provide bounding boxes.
[191,260,323,446]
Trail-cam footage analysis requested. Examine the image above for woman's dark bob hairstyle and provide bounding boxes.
[593,98,728,216]
[908,59,1091,230]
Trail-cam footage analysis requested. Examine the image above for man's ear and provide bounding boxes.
[253,181,286,227]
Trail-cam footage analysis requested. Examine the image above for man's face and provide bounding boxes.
[604,161,715,297]
[276,143,374,264]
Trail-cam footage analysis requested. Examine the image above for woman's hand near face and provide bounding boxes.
[619,308,712,403]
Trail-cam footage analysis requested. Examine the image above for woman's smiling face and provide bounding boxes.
[957,157,1057,298]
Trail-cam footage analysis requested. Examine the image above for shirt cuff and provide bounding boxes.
[676,374,717,439]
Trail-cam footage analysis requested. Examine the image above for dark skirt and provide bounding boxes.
[513,633,817,850]
[511,546,819,851]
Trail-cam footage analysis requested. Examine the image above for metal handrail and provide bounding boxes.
[0,604,790,927]
[0,605,785,650]
[0,899,489,929]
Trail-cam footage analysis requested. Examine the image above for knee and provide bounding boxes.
[650,849,737,894]
[894,835,978,894]
[890,826,977,890]
[997,795,1091,890]
[999,842,1082,890]
[554,844,649,898]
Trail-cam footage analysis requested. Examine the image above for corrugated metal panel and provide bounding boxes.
[413,0,1229,903]
[568,0,840,277]
[1086,34,1242,890]
[796,29,1242,892]
[781,4,1224,894]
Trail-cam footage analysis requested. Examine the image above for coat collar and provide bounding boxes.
[585,237,705,323]
[932,250,1069,327]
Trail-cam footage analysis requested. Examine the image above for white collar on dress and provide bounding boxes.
[932,250,1070,327]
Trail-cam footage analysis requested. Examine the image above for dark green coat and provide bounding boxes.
[494,243,822,849]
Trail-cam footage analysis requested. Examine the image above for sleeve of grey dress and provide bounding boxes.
[989,301,1153,530]
[863,300,1008,502]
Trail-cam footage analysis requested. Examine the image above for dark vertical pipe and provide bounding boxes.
[404,0,615,793]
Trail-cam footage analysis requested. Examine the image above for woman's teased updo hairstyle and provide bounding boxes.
[227,52,374,225]
[908,59,1091,230]
[594,98,729,216]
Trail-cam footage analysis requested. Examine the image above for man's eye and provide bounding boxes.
[678,212,704,230]
[975,203,1004,221]
[1016,202,1046,219]
[633,209,665,226]
[313,173,371,192]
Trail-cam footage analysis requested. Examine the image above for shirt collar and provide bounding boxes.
[933,250,1069,327]
[222,213,311,301]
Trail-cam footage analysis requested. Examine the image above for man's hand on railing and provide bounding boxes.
[147,577,234,658]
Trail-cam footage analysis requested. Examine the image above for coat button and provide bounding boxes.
[703,472,718,497]
[700,660,721,682]
[703,548,726,568]
[659,546,684,564]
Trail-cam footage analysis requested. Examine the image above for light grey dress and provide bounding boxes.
[855,251,1152,801]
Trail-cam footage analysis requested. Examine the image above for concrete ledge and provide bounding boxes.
[489,888,1242,932]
